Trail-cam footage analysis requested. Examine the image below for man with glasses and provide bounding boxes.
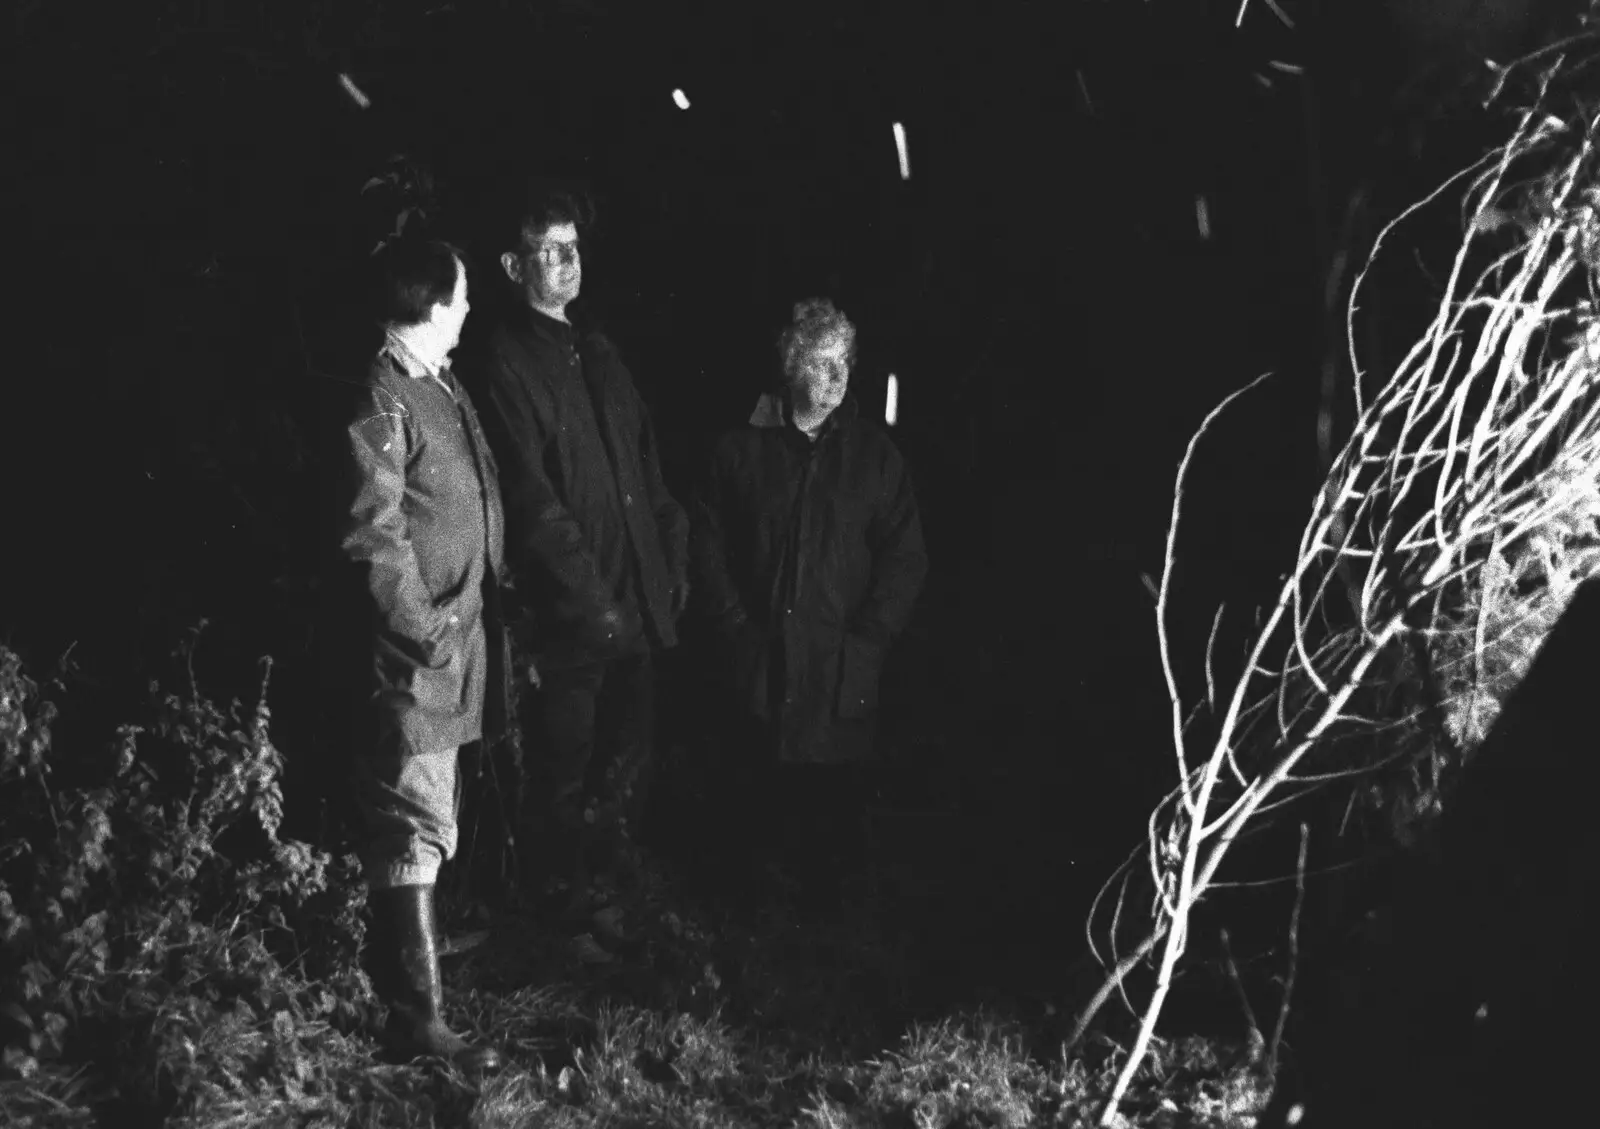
[461,188,688,935]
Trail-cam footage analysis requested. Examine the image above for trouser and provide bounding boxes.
[353,731,463,891]
[519,650,655,894]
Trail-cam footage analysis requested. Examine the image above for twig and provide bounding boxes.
[1269,821,1310,1079]
[1157,372,1275,813]
[1102,616,1398,1127]
[184,618,210,702]
[1204,604,1225,712]
[1347,153,1495,412]
[1065,923,1169,1052]
[1085,844,1142,974]
[1109,865,1138,1017]
[1220,927,1265,1064]
[1090,59,1600,1124]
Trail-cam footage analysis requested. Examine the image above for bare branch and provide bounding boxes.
[1268,822,1310,1080]
[1092,52,1600,1123]
[1157,373,1274,812]
[1220,927,1265,1064]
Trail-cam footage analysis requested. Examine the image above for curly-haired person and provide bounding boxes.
[690,298,929,917]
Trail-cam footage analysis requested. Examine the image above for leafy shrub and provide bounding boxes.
[0,636,367,1118]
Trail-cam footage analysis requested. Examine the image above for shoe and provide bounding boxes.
[367,884,502,1073]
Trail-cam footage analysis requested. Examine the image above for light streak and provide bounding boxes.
[1195,195,1211,240]
[892,121,910,180]
[1237,0,1296,28]
[338,73,371,110]
[885,373,899,425]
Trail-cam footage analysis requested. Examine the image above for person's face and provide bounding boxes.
[429,257,470,356]
[789,332,852,415]
[508,220,582,310]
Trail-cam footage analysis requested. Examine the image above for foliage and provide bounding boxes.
[0,627,1287,1127]
[0,635,368,1122]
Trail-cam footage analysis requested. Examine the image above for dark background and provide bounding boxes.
[6,0,1585,996]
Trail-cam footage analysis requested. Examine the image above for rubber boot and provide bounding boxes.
[367,884,502,1073]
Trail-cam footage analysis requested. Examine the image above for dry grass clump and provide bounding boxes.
[463,996,765,1128]
[846,1019,1054,1128]
[799,1018,1265,1129]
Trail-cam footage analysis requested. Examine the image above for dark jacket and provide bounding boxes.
[691,391,928,764]
[461,307,688,669]
[319,339,511,757]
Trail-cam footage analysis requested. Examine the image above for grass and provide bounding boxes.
[0,850,1273,1129]
[0,640,1272,1128]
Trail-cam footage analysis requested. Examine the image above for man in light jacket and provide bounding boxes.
[322,237,504,1070]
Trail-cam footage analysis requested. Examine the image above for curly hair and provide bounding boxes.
[777,297,857,378]
[504,180,596,253]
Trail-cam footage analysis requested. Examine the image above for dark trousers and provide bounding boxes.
[518,650,655,902]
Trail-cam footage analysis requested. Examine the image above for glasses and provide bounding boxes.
[528,240,581,266]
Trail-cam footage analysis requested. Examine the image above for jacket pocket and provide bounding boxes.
[836,634,883,719]
[426,595,468,670]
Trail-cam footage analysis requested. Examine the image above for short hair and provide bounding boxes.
[778,297,857,376]
[370,237,463,326]
[504,182,596,253]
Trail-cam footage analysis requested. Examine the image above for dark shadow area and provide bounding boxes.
[7,0,1332,932]
[1270,575,1600,1128]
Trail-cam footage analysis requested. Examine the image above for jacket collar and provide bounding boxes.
[382,328,458,395]
[749,390,858,437]
[515,303,580,345]
[383,328,442,379]
[748,391,787,429]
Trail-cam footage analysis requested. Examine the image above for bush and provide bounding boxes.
[0,636,367,1120]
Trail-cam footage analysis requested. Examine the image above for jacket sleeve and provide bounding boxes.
[689,438,752,636]
[852,439,929,649]
[336,383,451,661]
[638,395,689,589]
[477,340,613,626]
